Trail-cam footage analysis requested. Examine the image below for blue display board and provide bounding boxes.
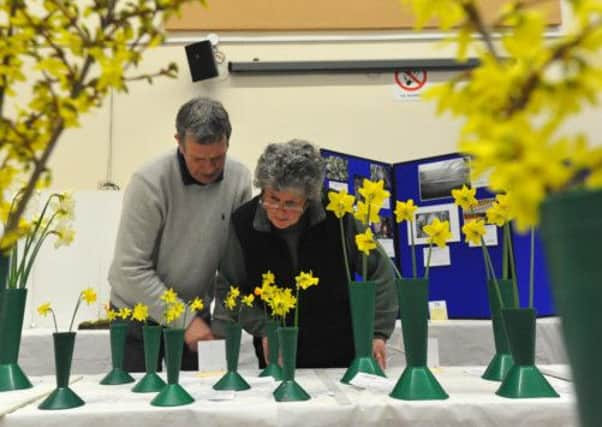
[320,149,556,318]
[393,153,555,318]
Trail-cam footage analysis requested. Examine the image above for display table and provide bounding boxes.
[19,318,566,376]
[0,367,577,427]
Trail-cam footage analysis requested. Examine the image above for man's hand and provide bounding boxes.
[184,317,215,352]
[373,338,387,370]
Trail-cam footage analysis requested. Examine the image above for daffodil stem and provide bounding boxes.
[481,238,504,310]
[505,223,519,307]
[294,287,300,328]
[529,228,535,309]
[410,220,417,278]
[424,243,433,280]
[50,308,59,333]
[339,219,352,284]
[68,292,82,332]
[502,224,508,280]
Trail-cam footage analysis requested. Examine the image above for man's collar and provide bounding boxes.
[176,149,224,186]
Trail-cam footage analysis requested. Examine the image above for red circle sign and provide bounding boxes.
[394,70,428,92]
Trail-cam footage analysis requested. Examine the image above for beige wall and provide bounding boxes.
[45,3,602,190]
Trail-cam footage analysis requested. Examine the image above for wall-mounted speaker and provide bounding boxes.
[185,40,219,82]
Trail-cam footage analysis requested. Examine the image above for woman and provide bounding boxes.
[215,140,398,369]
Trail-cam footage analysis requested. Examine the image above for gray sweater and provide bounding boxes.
[109,151,252,328]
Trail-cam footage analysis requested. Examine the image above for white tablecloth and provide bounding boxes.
[0,367,577,427]
[19,318,567,376]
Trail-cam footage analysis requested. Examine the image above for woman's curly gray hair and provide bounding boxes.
[254,139,326,201]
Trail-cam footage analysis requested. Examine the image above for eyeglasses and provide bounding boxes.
[260,197,306,214]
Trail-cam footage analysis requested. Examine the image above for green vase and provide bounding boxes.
[390,278,448,400]
[482,279,516,381]
[259,319,283,380]
[496,308,559,398]
[151,328,194,406]
[541,189,602,426]
[0,287,33,392]
[100,321,134,385]
[273,327,310,402]
[132,325,165,393]
[340,281,385,384]
[213,321,250,391]
[38,332,85,410]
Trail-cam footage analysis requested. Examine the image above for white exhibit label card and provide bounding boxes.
[429,300,448,321]
[197,339,226,373]
[423,246,451,267]
[349,372,396,393]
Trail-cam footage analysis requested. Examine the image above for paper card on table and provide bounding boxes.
[429,300,448,321]
[206,390,235,401]
[246,376,276,387]
[423,246,450,267]
[468,224,498,247]
[328,181,348,192]
[349,372,395,393]
[427,337,440,368]
[197,339,226,373]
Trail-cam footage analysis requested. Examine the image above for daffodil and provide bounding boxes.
[241,294,255,307]
[462,219,487,246]
[189,297,204,312]
[37,302,58,332]
[262,270,275,287]
[452,185,478,211]
[268,287,297,320]
[160,288,178,304]
[423,218,452,248]
[355,228,377,255]
[394,199,417,223]
[119,307,132,319]
[295,270,320,290]
[81,288,97,304]
[486,203,508,227]
[326,189,355,218]
[358,179,390,209]
[354,201,381,225]
[106,308,118,321]
[131,303,149,322]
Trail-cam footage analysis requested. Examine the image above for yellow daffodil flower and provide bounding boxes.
[394,199,417,223]
[462,219,487,246]
[262,270,275,287]
[81,287,97,304]
[295,270,320,290]
[160,288,178,304]
[423,218,452,248]
[106,308,118,321]
[268,288,297,318]
[355,228,377,255]
[37,302,52,316]
[326,190,355,219]
[119,307,132,319]
[225,295,237,311]
[228,286,240,299]
[452,185,478,211]
[486,203,508,227]
[189,297,204,312]
[254,286,262,297]
[358,179,390,210]
[241,294,255,307]
[354,201,381,225]
[132,303,149,322]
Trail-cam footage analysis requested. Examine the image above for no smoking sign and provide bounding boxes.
[393,69,428,100]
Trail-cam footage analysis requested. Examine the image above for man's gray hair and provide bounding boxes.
[254,139,326,201]
[175,97,232,144]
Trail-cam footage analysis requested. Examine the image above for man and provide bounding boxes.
[108,97,252,371]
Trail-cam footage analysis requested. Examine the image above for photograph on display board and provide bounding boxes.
[418,156,471,201]
[352,174,367,196]
[372,215,394,239]
[325,155,349,182]
[408,203,461,245]
[369,163,392,190]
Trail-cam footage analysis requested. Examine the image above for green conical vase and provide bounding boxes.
[0,286,33,392]
[341,281,385,384]
[100,321,134,385]
[273,327,310,402]
[132,325,165,393]
[390,278,448,400]
[151,328,194,406]
[482,279,516,381]
[496,308,559,398]
[541,189,602,426]
[213,321,250,391]
[259,319,283,380]
[39,332,85,410]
